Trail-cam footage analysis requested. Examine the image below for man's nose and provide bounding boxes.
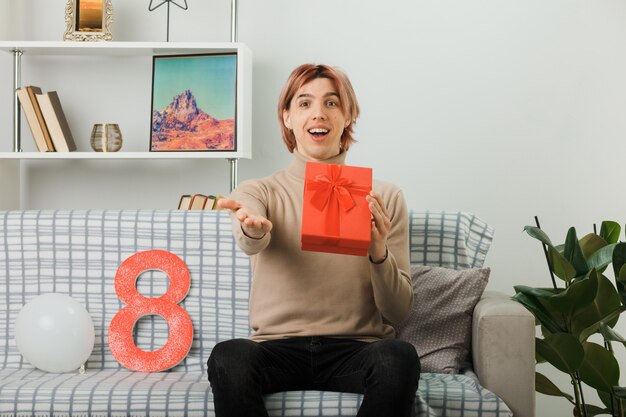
[311,103,327,120]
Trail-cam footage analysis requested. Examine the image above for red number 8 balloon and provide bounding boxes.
[108,250,193,372]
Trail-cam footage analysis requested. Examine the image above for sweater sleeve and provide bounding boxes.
[228,179,272,255]
[369,188,413,325]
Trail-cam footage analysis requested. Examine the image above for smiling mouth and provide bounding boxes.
[308,128,329,139]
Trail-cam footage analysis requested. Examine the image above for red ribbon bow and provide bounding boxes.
[308,165,357,212]
[305,164,371,239]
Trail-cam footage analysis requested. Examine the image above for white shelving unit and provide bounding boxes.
[0,41,252,209]
[0,152,246,159]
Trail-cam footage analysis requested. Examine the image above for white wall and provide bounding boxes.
[2,0,626,415]
[0,0,25,40]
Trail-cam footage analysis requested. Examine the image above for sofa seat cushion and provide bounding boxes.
[267,372,511,417]
[0,369,511,417]
[0,369,212,417]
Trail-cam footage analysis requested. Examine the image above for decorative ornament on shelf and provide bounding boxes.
[90,123,123,152]
[64,0,113,42]
[148,0,189,42]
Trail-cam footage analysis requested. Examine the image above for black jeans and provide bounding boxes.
[207,336,420,417]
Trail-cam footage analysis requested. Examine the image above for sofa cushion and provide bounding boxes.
[409,211,494,269]
[0,369,511,417]
[0,369,212,417]
[266,372,510,416]
[396,265,490,374]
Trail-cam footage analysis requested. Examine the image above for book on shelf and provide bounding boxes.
[178,194,192,210]
[204,195,217,210]
[178,194,222,210]
[16,86,55,152]
[189,194,208,210]
[213,194,225,210]
[35,91,77,152]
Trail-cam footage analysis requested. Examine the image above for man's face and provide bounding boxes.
[283,77,350,161]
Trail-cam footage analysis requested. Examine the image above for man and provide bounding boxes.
[207,64,419,417]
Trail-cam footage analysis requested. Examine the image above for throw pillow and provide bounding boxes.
[408,211,494,270]
[396,264,490,374]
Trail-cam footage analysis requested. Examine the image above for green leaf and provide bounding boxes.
[512,292,565,334]
[548,270,598,318]
[549,246,577,282]
[578,306,626,342]
[535,371,574,401]
[536,333,584,374]
[587,244,618,274]
[514,285,559,299]
[523,225,577,281]
[564,227,589,277]
[580,233,608,260]
[536,350,547,364]
[572,272,621,339]
[600,221,621,245]
[618,263,626,306]
[599,324,626,347]
[524,225,554,247]
[613,243,626,283]
[580,404,612,417]
[597,390,626,413]
[578,342,620,392]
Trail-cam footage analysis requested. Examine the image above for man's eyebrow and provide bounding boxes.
[296,92,339,99]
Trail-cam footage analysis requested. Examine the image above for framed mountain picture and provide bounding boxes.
[150,53,237,152]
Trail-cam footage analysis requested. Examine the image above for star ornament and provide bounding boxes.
[149,0,188,11]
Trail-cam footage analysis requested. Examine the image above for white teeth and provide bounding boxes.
[308,128,328,134]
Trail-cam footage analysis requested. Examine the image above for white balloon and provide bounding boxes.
[15,293,95,373]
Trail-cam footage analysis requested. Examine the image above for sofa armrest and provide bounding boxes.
[472,290,535,417]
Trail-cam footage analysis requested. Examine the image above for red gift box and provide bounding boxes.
[301,162,372,256]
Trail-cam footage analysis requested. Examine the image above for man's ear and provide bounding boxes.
[282,110,291,129]
[345,120,351,128]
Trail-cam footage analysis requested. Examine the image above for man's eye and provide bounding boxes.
[326,101,338,107]
[299,101,310,107]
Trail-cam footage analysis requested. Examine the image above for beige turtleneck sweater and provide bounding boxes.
[229,150,412,342]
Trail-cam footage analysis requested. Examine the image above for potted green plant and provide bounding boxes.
[513,219,626,416]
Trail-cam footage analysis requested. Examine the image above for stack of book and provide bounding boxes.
[178,194,224,210]
[17,85,77,152]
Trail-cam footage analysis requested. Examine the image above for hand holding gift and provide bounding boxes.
[217,198,273,239]
[367,191,391,263]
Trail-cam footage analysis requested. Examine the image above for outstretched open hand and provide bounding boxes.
[217,198,273,239]
[367,191,390,263]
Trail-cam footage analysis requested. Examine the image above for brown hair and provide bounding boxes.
[277,64,360,153]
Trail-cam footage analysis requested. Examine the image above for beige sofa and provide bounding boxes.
[473,291,536,417]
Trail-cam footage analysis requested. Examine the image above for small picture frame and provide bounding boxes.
[150,53,238,152]
[64,0,113,41]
